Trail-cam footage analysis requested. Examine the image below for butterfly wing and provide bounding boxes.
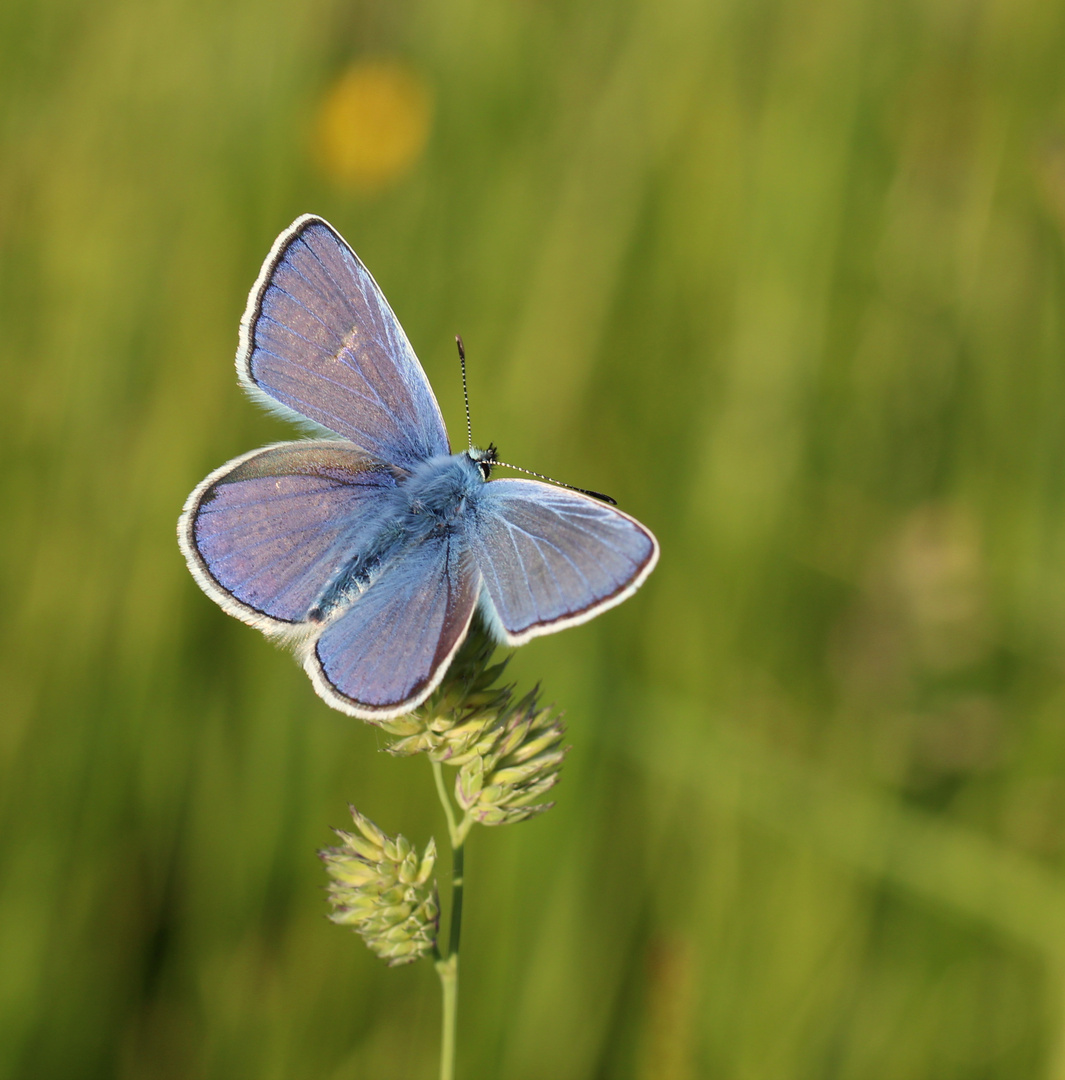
[238,215,450,469]
[305,534,481,719]
[465,479,659,645]
[179,440,397,633]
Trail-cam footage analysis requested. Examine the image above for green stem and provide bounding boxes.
[431,759,471,1080]
[432,759,460,847]
[436,953,458,1080]
[448,842,465,959]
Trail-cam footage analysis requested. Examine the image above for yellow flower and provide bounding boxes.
[312,59,433,194]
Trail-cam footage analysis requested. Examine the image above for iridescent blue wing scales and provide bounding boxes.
[465,479,659,645]
[179,441,397,632]
[238,215,450,469]
[305,535,481,718]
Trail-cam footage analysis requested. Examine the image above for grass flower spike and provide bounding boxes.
[320,808,439,966]
[454,690,567,825]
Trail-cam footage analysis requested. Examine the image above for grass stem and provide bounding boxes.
[432,759,469,1080]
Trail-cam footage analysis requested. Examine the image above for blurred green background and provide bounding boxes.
[5,0,1065,1076]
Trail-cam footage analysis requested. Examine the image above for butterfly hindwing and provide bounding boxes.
[306,534,481,718]
[465,479,659,645]
[239,216,450,468]
[179,441,397,631]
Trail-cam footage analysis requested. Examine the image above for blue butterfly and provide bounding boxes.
[178,216,659,719]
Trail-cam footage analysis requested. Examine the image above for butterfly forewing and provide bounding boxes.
[180,441,397,629]
[466,479,659,645]
[306,536,480,718]
[239,216,450,468]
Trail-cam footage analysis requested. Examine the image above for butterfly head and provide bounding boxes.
[467,443,498,481]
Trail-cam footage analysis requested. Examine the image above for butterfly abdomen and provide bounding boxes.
[308,536,397,623]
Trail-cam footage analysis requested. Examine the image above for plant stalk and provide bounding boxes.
[436,953,458,1080]
[432,759,470,1080]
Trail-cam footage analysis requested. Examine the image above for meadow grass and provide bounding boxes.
[4,0,1065,1076]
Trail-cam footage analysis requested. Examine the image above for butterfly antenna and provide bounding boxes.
[491,459,617,505]
[456,335,473,453]
[456,335,615,504]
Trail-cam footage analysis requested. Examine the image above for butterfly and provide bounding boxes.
[178,216,659,719]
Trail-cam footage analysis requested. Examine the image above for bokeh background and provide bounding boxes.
[5,0,1065,1076]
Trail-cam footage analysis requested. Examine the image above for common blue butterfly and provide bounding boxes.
[178,216,659,719]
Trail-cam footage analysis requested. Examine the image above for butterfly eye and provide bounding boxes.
[468,442,497,480]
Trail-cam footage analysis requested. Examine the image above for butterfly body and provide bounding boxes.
[179,215,658,720]
[307,450,486,623]
[401,450,486,523]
